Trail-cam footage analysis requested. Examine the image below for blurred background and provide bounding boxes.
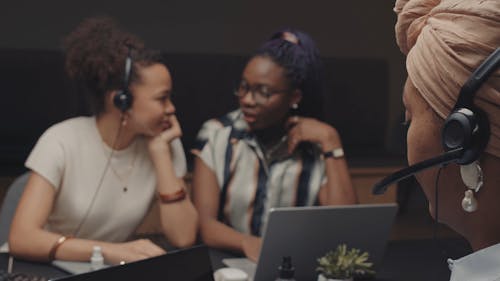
[0,0,460,241]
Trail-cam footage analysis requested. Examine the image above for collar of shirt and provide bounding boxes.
[232,110,292,165]
[448,243,500,281]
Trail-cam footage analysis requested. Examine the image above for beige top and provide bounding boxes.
[25,116,186,242]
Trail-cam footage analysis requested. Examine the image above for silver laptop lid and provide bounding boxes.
[254,203,398,281]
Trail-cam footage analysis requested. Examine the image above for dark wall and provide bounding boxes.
[0,49,393,175]
[0,1,406,119]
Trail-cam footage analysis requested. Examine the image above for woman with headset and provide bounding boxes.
[8,17,198,264]
[393,0,499,279]
[191,29,357,261]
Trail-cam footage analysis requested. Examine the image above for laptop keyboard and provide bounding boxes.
[0,271,47,281]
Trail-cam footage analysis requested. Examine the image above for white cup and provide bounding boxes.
[213,267,249,281]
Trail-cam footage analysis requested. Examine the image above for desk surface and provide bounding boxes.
[0,238,471,281]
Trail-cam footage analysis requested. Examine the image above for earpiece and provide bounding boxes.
[442,106,490,165]
[113,46,134,112]
[373,47,500,194]
[441,48,499,164]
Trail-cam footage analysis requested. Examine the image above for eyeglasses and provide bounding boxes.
[234,81,290,105]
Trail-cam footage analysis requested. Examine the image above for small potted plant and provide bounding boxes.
[316,244,375,281]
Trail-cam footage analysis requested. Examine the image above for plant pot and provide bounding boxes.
[317,273,353,281]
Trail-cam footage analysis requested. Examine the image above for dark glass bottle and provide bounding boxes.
[275,256,296,281]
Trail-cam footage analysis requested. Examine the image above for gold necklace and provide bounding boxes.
[101,140,139,193]
[261,135,288,161]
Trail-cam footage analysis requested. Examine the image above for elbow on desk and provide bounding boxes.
[8,232,44,262]
[8,229,22,255]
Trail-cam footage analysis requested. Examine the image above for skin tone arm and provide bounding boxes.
[286,116,358,205]
[9,173,165,264]
[192,157,262,262]
[147,115,198,248]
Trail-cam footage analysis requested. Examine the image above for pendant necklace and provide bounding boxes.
[101,140,139,193]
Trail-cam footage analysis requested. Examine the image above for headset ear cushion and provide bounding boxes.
[113,91,132,112]
[442,107,490,165]
[442,110,473,151]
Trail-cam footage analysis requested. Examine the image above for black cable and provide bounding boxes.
[433,167,443,242]
[431,166,443,281]
[433,166,455,281]
[73,115,125,236]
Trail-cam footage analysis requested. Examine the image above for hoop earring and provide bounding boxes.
[460,161,483,213]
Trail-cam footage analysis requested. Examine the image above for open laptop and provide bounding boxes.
[223,203,398,281]
[49,245,214,281]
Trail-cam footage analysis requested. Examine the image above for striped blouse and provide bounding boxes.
[192,110,326,236]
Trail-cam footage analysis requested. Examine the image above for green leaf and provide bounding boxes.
[316,244,376,279]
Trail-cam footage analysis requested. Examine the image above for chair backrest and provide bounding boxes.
[0,172,30,245]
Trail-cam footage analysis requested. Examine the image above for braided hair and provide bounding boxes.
[256,28,325,120]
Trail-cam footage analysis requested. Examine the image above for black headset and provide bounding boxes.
[373,47,500,195]
[113,46,134,112]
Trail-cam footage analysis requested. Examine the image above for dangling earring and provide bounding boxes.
[460,161,483,213]
[290,103,299,122]
[121,113,128,127]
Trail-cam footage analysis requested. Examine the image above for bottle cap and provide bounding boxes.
[278,256,295,279]
[91,246,102,258]
[91,245,104,270]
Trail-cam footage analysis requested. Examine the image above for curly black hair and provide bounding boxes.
[63,16,163,114]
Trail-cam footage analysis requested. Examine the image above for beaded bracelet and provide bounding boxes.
[49,235,72,261]
[157,188,187,204]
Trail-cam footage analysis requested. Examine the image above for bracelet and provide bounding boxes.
[49,235,72,261]
[323,147,344,159]
[157,188,187,204]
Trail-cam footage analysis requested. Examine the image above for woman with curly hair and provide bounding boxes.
[8,17,198,264]
[191,29,356,261]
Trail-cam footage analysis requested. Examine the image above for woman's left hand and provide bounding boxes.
[148,114,182,155]
[286,116,342,154]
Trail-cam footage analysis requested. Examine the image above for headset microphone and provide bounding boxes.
[372,47,500,195]
[372,148,463,195]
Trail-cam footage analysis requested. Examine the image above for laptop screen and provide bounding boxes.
[50,245,214,281]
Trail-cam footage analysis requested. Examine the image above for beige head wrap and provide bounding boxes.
[394,0,500,158]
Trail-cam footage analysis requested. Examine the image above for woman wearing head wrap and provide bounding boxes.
[395,0,500,279]
[191,29,357,261]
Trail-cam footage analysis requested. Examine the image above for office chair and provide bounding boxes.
[0,172,29,246]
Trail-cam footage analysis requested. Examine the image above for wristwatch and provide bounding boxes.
[323,147,344,159]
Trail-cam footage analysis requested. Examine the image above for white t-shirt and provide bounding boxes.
[25,116,186,242]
